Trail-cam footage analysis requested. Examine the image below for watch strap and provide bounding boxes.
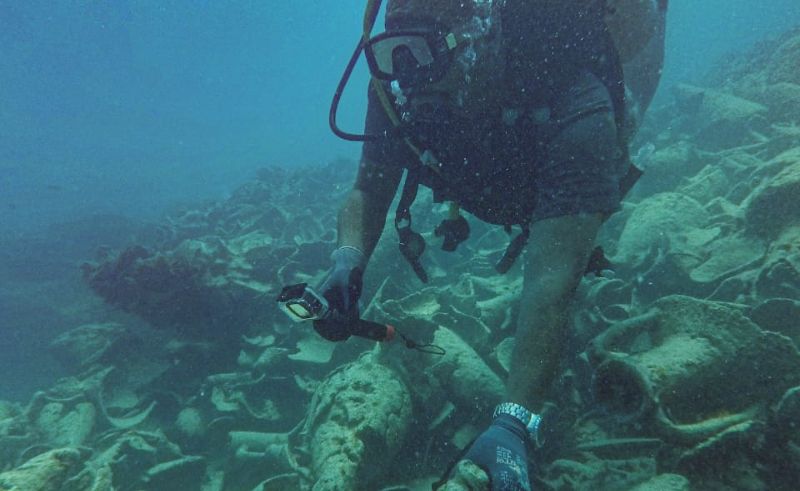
[493,402,543,446]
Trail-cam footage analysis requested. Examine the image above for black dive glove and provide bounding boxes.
[313,246,367,342]
[459,414,533,491]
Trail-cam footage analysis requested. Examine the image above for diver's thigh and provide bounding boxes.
[532,74,627,221]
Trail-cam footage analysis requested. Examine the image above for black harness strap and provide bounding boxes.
[395,168,419,227]
[496,225,530,274]
[395,169,430,283]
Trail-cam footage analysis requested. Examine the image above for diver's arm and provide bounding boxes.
[622,0,667,117]
[336,157,403,260]
[312,158,401,340]
[605,0,660,62]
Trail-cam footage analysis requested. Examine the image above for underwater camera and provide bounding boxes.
[276,283,395,342]
[276,283,330,322]
[276,283,445,354]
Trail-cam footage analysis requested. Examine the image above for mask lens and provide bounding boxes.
[367,33,436,80]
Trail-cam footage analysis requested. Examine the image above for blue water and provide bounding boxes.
[1,0,370,233]
[663,0,800,88]
[1,0,799,400]
[2,0,799,233]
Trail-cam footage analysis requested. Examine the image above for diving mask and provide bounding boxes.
[364,29,460,88]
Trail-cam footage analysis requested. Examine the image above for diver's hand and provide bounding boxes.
[318,246,366,314]
[458,414,532,491]
[313,246,366,341]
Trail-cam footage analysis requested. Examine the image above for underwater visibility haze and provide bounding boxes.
[1,0,800,489]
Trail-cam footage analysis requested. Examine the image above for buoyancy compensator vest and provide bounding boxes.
[329,0,665,281]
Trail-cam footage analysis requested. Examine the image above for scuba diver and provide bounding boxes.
[301,0,668,488]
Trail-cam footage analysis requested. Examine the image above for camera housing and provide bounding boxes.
[276,283,330,322]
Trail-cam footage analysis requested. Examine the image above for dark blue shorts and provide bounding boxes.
[361,71,630,224]
[530,71,629,221]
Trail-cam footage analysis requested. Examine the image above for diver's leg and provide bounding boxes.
[506,212,603,410]
[506,70,627,409]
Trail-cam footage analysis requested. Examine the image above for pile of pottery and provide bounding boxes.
[82,164,351,339]
[2,25,800,491]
